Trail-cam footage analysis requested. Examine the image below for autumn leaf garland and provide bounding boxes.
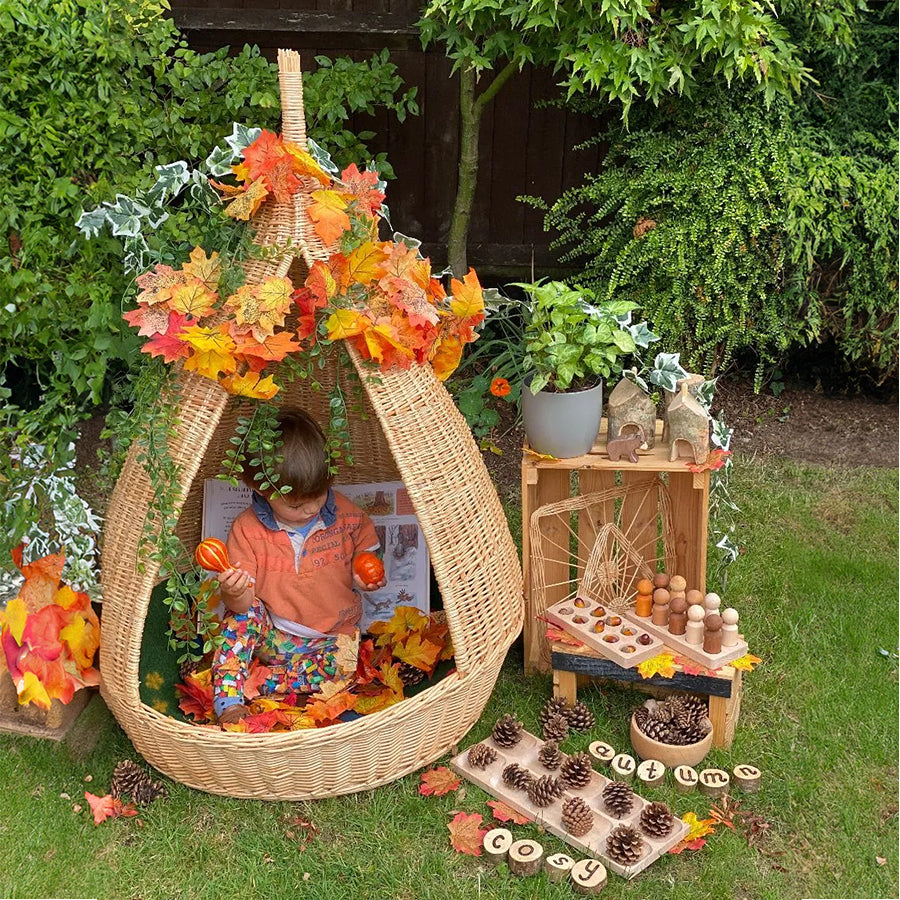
[122,129,485,397]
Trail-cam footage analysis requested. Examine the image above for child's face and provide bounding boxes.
[268,490,328,528]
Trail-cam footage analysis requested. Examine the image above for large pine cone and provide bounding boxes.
[542,712,570,743]
[538,740,562,770]
[110,760,168,806]
[502,763,533,791]
[638,716,674,743]
[560,752,593,789]
[527,774,565,808]
[398,662,426,686]
[633,706,650,729]
[677,695,708,721]
[639,802,675,838]
[606,824,644,865]
[492,713,524,748]
[566,700,595,732]
[562,796,594,837]
[539,696,570,729]
[467,743,497,770]
[675,717,711,745]
[602,780,634,819]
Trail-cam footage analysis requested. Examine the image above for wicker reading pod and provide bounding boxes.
[99,50,523,800]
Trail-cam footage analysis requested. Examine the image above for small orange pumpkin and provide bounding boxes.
[194,538,231,573]
[353,551,385,586]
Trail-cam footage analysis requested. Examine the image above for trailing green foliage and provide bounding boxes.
[530,0,897,384]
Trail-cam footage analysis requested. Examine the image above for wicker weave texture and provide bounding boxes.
[99,50,523,799]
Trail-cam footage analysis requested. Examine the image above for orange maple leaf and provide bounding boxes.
[304,261,337,306]
[84,792,139,825]
[308,190,351,245]
[636,652,677,680]
[447,811,486,856]
[449,268,485,321]
[419,766,461,797]
[305,688,358,725]
[669,812,716,854]
[143,313,192,362]
[429,334,464,381]
[135,263,182,305]
[239,130,284,182]
[242,663,273,701]
[265,156,302,204]
[487,800,530,825]
[123,303,170,337]
[383,277,441,328]
[340,163,385,216]
[232,329,301,368]
[169,281,218,319]
[219,178,269,220]
[181,247,221,292]
[175,670,214,723]
[393,633,442,674]
[219,371,280,400]
[359,323,415,369]
[686,449,732,473]
[342,240,389,289]
[18,552,64,613]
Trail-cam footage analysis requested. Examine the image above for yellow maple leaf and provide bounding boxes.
[683,811,716,842]
[219,371,280,400]
[224,279,291,342]
[730,653,762,672]
[256,275,294,312]
[181,247,222,292]
[361,323,415,366]
[342,240,389,289]
[307,190,351,245]
[169,281,218,318]
[17,671,51,710]
[59,613,100,671]
[179,324,237,380]
[369,605,429,647]
[393,633,442,673]
[449,268,485,320]
[0,596,28,643]
[430,334,463,381]
[636,652,677,680]
[325,308,369,341]
[283,142,330,185]
[222,177,269,220]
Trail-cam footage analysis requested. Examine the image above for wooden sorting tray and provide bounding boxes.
[622,610,748,669]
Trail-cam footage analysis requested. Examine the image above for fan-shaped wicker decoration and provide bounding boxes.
[99,50,523,800]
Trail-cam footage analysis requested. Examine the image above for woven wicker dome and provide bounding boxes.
[99,51,523,800]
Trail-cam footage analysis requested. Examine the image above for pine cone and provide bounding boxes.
[639,802,675,838]
[654,703,675,724]
[606,824,644,866]
[602,780,635,819]
[502,763,533,791]
[638,716,674,744]
[492,713,524,748]
[539,696,569,729]
[542,712,570,743]
[109,760,168,806]
[538,740,562,770]
[679,695,708,720]
[177,659,198,683]
[561,796,594,837]
[560,752,593,789]
[527,774,564,808]
[566,700,595,732]
[467,743,497,770]
[674,717,711,745]
[398,662,426,686]
[633,706,650,729]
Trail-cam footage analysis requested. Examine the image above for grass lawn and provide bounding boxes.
[1,457,897,900]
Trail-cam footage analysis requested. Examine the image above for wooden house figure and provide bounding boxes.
[607,378,656,449]
[667,381,710,464]
[662,373,705,443]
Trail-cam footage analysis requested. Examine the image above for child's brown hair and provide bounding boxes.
[243,409,333,499]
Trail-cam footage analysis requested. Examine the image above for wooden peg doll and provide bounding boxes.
[703,613,723,655]
[667,596,688,636]
[721,607,740,647]
[651,588,671,626]
[634,578,654,617]
[652,572,670,590]
[685,604,705,644]
[668,574,687,602]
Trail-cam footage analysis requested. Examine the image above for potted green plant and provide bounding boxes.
[516,279,640,458]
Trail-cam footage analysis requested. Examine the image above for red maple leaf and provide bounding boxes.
[143,312,191,363]
[686,449,732,473]
[175,672,214,724]
[340,163,385,216]
[242,663,274,701]
[84,792,139,825]
[265,156,301,204]
[419,766,461,797]
[240,130,284,183]
[487,800,530,825]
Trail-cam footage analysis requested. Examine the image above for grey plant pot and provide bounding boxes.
[522,377,604,458]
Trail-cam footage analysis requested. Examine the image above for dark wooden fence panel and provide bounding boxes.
[170,1,604,272]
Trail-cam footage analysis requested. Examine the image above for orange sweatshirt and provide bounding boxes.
[226,489,378,635]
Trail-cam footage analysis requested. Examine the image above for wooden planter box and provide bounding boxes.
[0,669,94,740]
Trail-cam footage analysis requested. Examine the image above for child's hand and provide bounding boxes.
[218,565,253,602]
[353,571,387,592]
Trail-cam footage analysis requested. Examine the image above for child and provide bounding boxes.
[212,409,386,726]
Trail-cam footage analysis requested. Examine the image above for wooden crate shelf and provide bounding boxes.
[522,419,710,675]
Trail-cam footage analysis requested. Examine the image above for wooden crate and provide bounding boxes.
[550,641,742,750]
[522,420,710,674]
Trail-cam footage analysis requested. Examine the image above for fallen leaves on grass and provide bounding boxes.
[419,766,461,797]
[668,812,715,854]
[84,792,139,825]
[447,811,486,856]
[487,800,530,825]
[709,795,742,828]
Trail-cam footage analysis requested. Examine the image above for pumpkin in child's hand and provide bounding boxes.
[354,551,385,586]
[194,538,231,573]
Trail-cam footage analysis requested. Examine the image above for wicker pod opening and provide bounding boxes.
[98,50,523,800]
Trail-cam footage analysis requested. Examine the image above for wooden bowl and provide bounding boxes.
[630,713,713,768]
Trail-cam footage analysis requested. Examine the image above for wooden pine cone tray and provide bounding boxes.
[621,610,749,669]
[450,730,688,879]
[545,597,664,668]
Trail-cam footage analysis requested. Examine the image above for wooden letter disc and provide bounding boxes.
[733,764,761,792]
[611,752,636,782]
[570,858,608,895]
[508,838,544,876]
[636,758,666,787]
[482,827,513,864]
[674,765,699,794]
[698,767,731,797]
[588,741,616,766]
[543,852,575,882]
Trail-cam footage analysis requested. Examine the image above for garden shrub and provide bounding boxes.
[531,0,897,385]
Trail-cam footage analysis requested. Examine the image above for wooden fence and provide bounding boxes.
[170,0,605,273]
